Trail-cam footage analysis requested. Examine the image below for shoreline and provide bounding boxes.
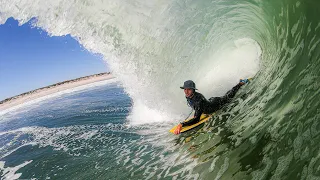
[0,73,114,112]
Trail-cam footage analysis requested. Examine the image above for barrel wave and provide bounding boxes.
[0,0,320,179]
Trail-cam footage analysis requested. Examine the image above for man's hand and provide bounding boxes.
[174,124,182,135]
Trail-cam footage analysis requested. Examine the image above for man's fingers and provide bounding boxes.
[173,125,182,135]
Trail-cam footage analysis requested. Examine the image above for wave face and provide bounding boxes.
[1,0,320,179]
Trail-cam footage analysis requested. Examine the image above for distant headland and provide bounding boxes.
[0,72,114,112]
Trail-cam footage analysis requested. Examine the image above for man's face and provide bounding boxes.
[184,88,194,97]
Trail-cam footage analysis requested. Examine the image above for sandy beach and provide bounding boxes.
[0,73,114,112]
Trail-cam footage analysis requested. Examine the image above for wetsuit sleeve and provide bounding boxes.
[181,109,202,126]
[181,98,203,127]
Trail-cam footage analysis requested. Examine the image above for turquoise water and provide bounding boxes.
[0,82,192,179]
[1,0,320,179]
[0,82,155,179]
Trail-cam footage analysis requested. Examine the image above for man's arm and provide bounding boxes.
[181,107,202,127]
[174,109,202,134]
[174,93,204,134]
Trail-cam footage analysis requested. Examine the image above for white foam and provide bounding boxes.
[0,124,131,159]
[209,156,220,172]
[215,157,230,180]
[0,160,33,180]
[197,38,261,97]
[127,100,181,125]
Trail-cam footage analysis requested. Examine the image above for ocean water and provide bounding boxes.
[1,0,320,179]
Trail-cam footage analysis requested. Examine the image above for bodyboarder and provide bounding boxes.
[174,79,249,134]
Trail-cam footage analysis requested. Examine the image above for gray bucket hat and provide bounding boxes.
[180,80,198,90]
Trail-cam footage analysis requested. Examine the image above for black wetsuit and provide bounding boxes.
[181,83,242,126]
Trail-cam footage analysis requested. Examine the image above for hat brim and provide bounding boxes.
[180,87,197,90]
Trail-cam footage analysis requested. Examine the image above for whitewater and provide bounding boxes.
[0,0,320,179]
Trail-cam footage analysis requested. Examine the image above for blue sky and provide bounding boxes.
[0,18,109,100]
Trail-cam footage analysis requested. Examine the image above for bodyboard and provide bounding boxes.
[169,113,214,134]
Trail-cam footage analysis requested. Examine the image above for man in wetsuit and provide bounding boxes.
[174,79,249,134]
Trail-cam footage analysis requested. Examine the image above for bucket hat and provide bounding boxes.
[180,80,197,90]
